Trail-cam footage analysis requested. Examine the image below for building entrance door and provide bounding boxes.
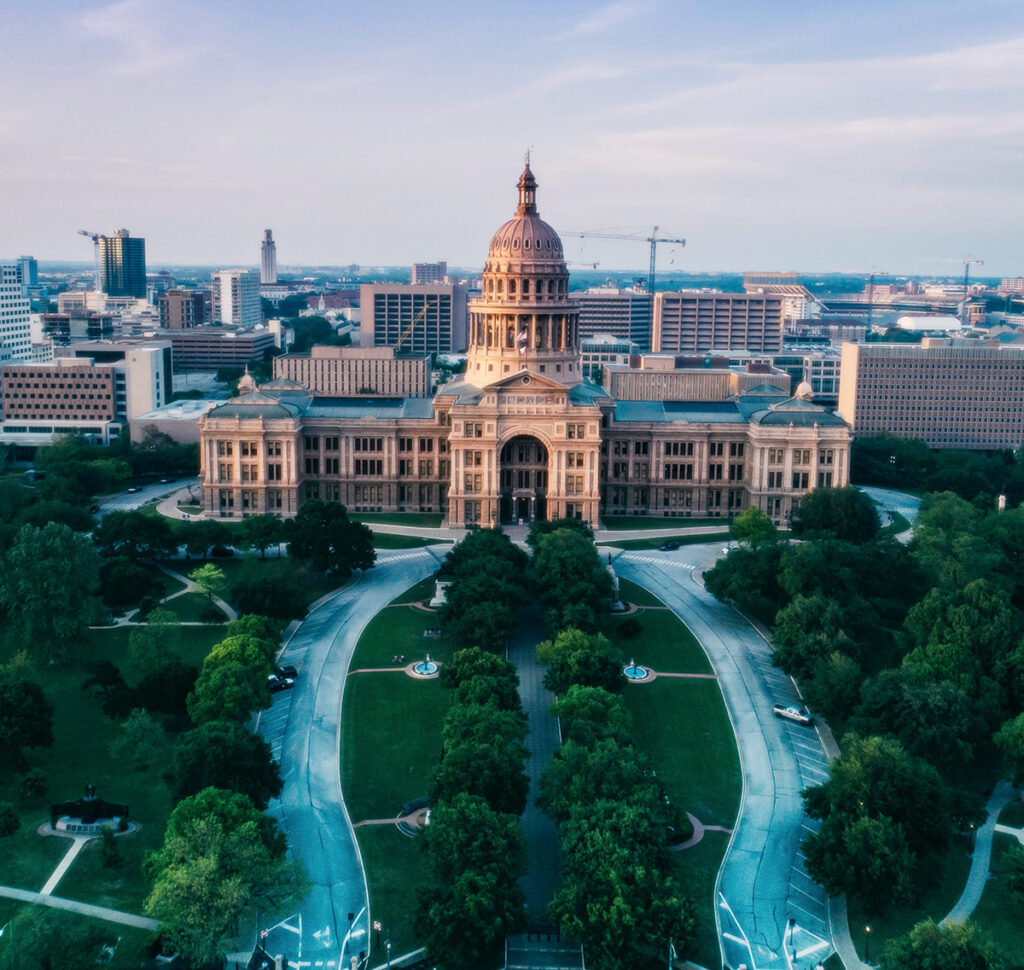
[499,436,549,525]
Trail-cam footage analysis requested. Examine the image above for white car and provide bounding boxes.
[773,703,814,726]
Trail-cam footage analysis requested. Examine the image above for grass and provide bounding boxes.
[599,531,729,551]
[601,515,728,531]
[189,555,342,612]
[606,609,713,674]
[879,509,912,535]
[176,503,203,514]
[672,831,731,969]
[970,832,1024,962]
[353,513,444,528]
[0,625,223,906]
[846,840,974,959]
[371,531,446,549]
[617,577,666,608]
[998,799,1024,829]
[356,826,429,959]
[159,591,226,623]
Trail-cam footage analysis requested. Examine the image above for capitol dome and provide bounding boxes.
[487,163,564,263]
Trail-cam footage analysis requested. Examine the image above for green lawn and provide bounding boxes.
[599,531,730,550]
[617,577,666,608]
[356,826,428,960]
[672,831,731,969]
[970,832,1024,962]
[0,625,223,904]
[846,841,973,959]
[189,555,343,612]
[601,515,727,531]
[160,591,226,623]
[371,531,446,549]
[354,513,444,528]
[606,609,713,674]
[878,509,912,535]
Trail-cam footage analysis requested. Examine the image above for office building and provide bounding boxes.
[96,229,147,298]
[652,292,784,353]
[211,269,262,328]
[199,161,849,525]
[603,358,790,401]
[838,339,1024,450]
[41,312,114,346]
[580,334,639,382]
[0,263,32,362]
[273,345,430,397]
[158,325,275,371]
[360,282,468,354]
[17,256,38,288]
[411,261,447,284]
[576,287,653,350]
[261,230,278,285]
[159,290,206,330]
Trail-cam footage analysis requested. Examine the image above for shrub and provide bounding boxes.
[0,802,20,837]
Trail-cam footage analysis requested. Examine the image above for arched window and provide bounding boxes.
[522,279,530,295]
[509,279,517,295]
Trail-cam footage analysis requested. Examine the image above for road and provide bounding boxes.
[96,477,198,515]
[254,548,447,970]
[612,543,834,970]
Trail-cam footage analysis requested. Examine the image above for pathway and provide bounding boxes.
[0,885,159,931]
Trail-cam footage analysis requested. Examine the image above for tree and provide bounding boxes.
[0,522,101,663]
[169,721,282,808]
[0,907,105,970]
[144,787,307,966]
[99,555,162,609]
[189,563,227,603]
[136,659,198,717]
[730,506,778,549]
[203,634,276,676]
[429,720,529,816]
[286,500,375,576]
[526,515,594,549]
[532,528,612,632]
[0,670,55,770]
[187,661,270,724]
[0,801,19,837]
[704,544,787,625]
[230,569,307,621]
[110,708,165,770]
[772,592,860,680]
[93,509,177,560]
[552,685,632,746]
[238,514,282,558]
[791,485,880,543]
[129,607,181,676]
[180,519,230,558]
[881,919,1004,970]
[438,647,520,710]
[537,627,624,696]
[995,713,1024,784]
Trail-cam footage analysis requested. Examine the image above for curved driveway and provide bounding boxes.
[256,549,447,969]
[614,546,833,970]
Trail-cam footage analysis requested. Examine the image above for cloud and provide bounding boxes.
[559,1,647,38]
[76,0,209,74]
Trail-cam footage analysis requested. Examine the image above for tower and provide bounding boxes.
[465,161,583,385]
[261,229,278,285]
[96,229,146,298]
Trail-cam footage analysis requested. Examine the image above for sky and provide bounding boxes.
[1,0,1023,276]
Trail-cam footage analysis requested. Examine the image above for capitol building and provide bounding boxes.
[199,163,851,526]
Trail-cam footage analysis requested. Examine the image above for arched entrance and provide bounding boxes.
[499,435,548,524]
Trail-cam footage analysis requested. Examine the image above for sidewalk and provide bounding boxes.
[0,885,159,930]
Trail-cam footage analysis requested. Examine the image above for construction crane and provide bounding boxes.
[394,303,431,353]
[562,227,685,297]
[961,257,984,327]
[78,229,104,244]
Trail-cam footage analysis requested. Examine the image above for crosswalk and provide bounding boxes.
[619,553,697,570]
[375,549,440,564]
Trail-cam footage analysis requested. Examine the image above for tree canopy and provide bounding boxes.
[0,670,54,771]
[791,485,880,543]
[537,627,624,696]
[286,500,375,576]
[531,527,612,632]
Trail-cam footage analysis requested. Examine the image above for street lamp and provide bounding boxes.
[865,925,872,962]
[969,823,977,853]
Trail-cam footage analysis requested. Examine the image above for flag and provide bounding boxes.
[373,920,382,932]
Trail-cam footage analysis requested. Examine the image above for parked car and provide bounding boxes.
[659,540,680,551]
[276,664,298,679]
[267,674,295,693]
[126,486,141,493]
[773,703,814,726]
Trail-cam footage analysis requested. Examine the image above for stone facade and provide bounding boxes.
[199,163,851,525]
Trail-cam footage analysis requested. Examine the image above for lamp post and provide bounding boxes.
[865,925,871,962]
[969,822,977,853]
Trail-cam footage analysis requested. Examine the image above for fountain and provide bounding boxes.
[623,658,650,681]
[414,654,438,676]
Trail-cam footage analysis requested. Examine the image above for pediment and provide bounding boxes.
[482,370,570,394]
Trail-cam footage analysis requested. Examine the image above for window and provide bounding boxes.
[268,464,282,481]
[567,452,584,468]
[218,463,233,482]
[324,436,339,451]
[634,441,649,455]
[218,489,234,510]
[728,464,744,481]
[419,438,434,452]
[465,500,481,523]
[399,459,412,476]
[419,459,434,476]
[792,472,809,489]
[709,442,724,457]
[768,448,784,464]
[325,457,339,475]
[267,441,282,457]
[709,463,723,480]
[819,449,834,465]
[818,471,833,487]
[217,441,233,457]
[664,463,693,480]
[355,459,383,475]
[355,437,383,452]
[240,441,259,457]
[665,441,694,457]
[729,442,744,458]
[464,473,482,491]
[399,437,413,452]
[794,449,811,465]
[304,458,319,475]
[566,475,583,495]
[303,436,319,451]
[768,471,783,488]
[467,450,483,466]
[267,490,282,510]
[567,424,585,439]
[241,463,258,482]
[634,462,649,480]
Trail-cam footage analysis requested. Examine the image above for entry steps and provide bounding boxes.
[505,929,584,970]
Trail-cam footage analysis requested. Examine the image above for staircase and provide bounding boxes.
[505,928,584,970]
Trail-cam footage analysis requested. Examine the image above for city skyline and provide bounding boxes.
[1,0,1023,274]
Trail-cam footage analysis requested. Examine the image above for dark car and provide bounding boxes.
[276,664,298,679]
[773,703,814,726]
[659,540,680,551]
[267,674,295,693]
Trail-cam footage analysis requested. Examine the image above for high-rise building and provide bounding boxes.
[159,289,206,330]
[273,346,431,397]
[576,287,653,350]
[411,261,447,284]
[17,256,38,288]
[261,229,278,285]
[211,269,262,328]
[652,292,784,353]
[839,339,1024,450]
[0,263,32,362]
[359,282,468,353]
[96,229,147,298]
